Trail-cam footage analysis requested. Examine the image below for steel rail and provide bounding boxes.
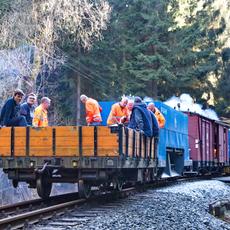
[0,192,79,217]
[0,188,135,230]
[0,174,228,229]
[0,198,86,230]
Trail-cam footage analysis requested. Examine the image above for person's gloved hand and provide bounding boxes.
[120,116,127,124]
[140,130,145,135]
[136,129,144,135]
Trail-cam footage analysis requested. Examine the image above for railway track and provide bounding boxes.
[0,188,135,230]
[0,192,79,218]
[0,174,228,230]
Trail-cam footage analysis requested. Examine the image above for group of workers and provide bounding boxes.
[0,90,165,138]
[80,94,165,138]
[0,89,51,127]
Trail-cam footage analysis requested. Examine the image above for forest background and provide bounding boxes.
[0,0,230,125]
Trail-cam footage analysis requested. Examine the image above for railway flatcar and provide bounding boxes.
[0,126,156,199]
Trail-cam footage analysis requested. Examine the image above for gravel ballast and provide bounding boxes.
[34,180,230,230]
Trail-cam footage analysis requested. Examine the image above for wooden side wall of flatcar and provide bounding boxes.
[121,127,155,159]
[0,127,11,156]
[0,126,156,161]
[0,126,120,158]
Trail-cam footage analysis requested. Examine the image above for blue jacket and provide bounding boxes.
[0,98,20,126]
[20,102,35,125]
[128,103,153,137]
[150,111,159,137]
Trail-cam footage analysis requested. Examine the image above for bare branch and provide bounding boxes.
[0,0,111,93]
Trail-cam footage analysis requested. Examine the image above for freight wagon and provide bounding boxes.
[214,121,229,166]
[0,126,156,199]
[229,129,230,163]
[100,101,192,177]
[186,112,229,173]
[154,101,192,177]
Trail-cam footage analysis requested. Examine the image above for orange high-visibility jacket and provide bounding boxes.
[85,98,102,124]
[107,102,129,125]
[154,107,165,128]
[32,105,48,127]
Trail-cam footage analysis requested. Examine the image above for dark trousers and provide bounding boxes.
[7,116,27,127]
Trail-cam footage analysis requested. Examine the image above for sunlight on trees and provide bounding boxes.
[0,0,111,91]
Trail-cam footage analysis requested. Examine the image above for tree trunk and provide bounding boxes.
[76,46,81,125]
[147,79,158,99]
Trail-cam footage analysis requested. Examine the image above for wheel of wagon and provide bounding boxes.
[117,181,124,191]
[135,181,145,192]
[114,178,124,192]
[36,173,52,199]
[12,179,18,188]
[78,180,92,199]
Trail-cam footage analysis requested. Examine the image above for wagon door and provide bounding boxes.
[201,118,212,166]
[218,125,224,163]
[218,124,228,163]
[228,129,230,164]
[224,128,229,164]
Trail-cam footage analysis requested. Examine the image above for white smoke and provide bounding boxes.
[164,93,219,120]
[143,96,154,103]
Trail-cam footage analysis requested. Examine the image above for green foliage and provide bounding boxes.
[0,0,12,19]
[75,0,225,102]
[34,0,229,120]
[214,48,230,117]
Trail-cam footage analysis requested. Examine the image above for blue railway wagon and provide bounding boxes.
[99,101,116,126]
[154,102,192,176]
[99,101,192,176]
[229,129,230,163]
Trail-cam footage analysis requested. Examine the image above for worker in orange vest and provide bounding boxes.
[147,102,165,128]
[33,97,51,127]
[80,94,102,126]
[107,97,129,125]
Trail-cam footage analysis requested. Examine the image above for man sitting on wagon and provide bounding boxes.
[0,89,27,127]
[107,97,129,126]
[80,94,102,126]
[149,110,159,138]
[20,93,37,126]
[128,96,153,137]
[32,97,51,127]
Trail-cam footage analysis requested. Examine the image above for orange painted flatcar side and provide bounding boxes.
[0,126,153,159]
[0,128,11,157]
